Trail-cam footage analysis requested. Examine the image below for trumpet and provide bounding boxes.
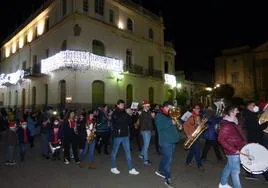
[168,107,183,131]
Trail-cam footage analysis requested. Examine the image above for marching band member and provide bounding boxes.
[154,101,180,188]
[218,106,246,188]
[79,112,97,169]
[183,104,204,170]
[138,100,154,165]
[48,117,62,161]
[110,99,139,175]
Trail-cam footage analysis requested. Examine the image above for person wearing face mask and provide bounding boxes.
[17,120,30,162]
[3,121,17,165]
[49,117,62,160]
[218,106,247,188]
[242,101,263,180]
[138,100,155,165]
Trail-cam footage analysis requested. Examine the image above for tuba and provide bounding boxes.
[184,117,208,150]
[87,122,96,144]
[259,111,268,125]
[168,107,183,131]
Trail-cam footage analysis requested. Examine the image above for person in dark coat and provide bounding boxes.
[3,121,17,165]
[201,107,223,162]
[17,120,30,162]
[48,117,62,160]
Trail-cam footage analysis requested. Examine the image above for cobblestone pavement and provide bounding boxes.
[0,135,267,188]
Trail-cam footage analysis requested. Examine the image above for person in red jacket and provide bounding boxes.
[218,105,246,188]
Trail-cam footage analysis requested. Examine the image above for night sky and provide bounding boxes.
[1,0,268,77]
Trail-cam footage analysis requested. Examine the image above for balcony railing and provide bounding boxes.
[24,64,45,78]
[144,69,163,79]
[124,64,144,75]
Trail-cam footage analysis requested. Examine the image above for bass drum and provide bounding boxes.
[240,143,268,174]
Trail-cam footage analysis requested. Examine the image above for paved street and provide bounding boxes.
[0,135,267,188]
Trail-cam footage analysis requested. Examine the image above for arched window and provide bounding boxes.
[59,80,66,105]
[127,18,133,32]
[44,84,48,106]
[148,28,154,39]
[61,40,67,51]
[92,80,105,108]
[95,0,104,15]
[22,89,26,110]
[62,0,67,16]
[126,84,133,106]
[32,86,36,110]
[83,0,89,13]
[149,87,154,105]
[92,40,105,56]
[1,93,4,106]
[8,91,11,106]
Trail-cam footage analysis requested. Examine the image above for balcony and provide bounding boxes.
[124,64,144,75]
[144,69,163,79]
[24,64,46,78]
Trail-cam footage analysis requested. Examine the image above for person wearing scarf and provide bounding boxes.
[62,110,80,165]
[183,104,204,170]
[17,121,29,162]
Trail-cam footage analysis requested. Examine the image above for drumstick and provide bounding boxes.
[240,152,254,160]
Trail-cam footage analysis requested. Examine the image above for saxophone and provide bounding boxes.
[184,117,208,150]
[87,122,96,144]
[168,107,183,131]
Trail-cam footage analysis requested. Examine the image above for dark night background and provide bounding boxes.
[1,0,268,79]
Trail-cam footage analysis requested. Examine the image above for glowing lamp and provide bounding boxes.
[27,30,33,42]
[19,37,24,48]
[176,83,182,89]
[205,87,212,91]
[118,21,124,29]
[5,47,10,58]
[37,21,45,36]
[12,42,16,54]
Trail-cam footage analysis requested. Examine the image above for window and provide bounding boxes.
[126,49,132,69]
[149,28,154,39]
[73,24,81,36]
[95,0,104,15]
[8,91,11,106]
[127,18,133,32]
[149,87,154,105]
[148,56,154,75]
[45,17,50,32]
[45,84,48,106]
[126,84,133,106]
[83,0,89,13]
[62,0,67,16]
[231,72,239,83]
[59,80,66,105]
[33,55,37,65]
[109,10,114,23]
[15,90,18,106]
[164,61,169,73]
[92,40,105,56]
[46,49,49,58]
[61,40,67,51]
[22,61,27,70]
[92,80,105,108]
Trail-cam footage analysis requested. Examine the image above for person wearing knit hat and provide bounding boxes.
[138,99,154,165]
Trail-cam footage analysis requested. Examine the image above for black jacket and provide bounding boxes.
[139,111,153,131]
[112,108,131,137]
[243,109,262,143]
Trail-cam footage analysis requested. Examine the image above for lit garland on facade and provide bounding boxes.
[0,70,24,87]
[164,74,176,88]
[41,50,124,74]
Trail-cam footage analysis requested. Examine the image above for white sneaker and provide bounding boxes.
[111,168,120,174]
[129,168,139,175]
[64,159,70,165]
[218,183,232,188]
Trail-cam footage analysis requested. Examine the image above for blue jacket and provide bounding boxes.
[27,116,37,136]
[203,116,219,141]
[155,112,181,146]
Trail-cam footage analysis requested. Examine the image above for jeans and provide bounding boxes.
[186,139,202,167]
[140,130,151,161]
[80,140,96,163]
[159,143,176,179]
[41,133,49,157]
[220,155,241,188]
[5,145,15,161]
[19,143,27,161]
[111,136,133,170]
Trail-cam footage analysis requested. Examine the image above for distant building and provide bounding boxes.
[0,0,176,109]
[215,45,268,100]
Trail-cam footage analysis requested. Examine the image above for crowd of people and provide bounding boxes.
[0,99,268,188]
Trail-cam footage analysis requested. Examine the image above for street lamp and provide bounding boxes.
[177,83,182,89]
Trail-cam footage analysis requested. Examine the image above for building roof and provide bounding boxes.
[221,45,251,56]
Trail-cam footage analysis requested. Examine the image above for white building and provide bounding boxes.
[0,0,176,110]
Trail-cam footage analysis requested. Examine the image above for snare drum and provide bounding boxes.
[240,143,268,174]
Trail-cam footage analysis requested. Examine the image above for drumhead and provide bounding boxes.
[240,143,268,174]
